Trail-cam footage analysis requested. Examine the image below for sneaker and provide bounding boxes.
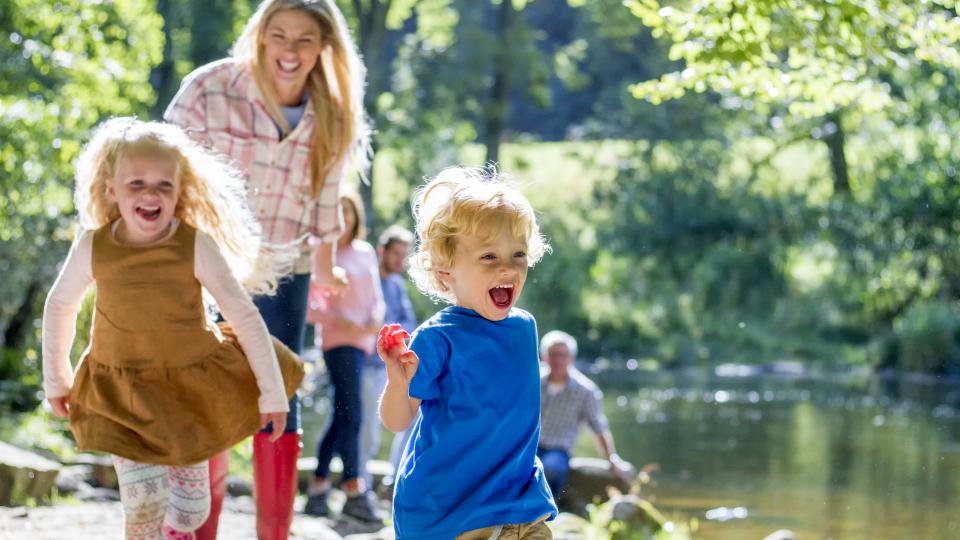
[304,490,330,517]
[341,490,382,523]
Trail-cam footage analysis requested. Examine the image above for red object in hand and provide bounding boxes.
[379,324,409,352]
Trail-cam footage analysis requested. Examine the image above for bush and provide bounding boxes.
[895,299,960,373]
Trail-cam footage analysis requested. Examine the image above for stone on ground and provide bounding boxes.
[0,441,60,506]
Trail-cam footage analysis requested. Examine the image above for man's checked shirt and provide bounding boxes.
[539,367,610,453]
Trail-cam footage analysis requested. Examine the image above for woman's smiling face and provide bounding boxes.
[262,8,324,102]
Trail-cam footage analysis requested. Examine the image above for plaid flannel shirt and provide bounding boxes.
[539,368,610,453]
[164,59,344,272]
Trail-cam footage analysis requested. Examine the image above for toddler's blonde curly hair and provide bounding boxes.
[409,167,549,304]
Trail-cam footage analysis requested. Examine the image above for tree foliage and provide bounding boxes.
[629,0,960,117]
[0,0,163,410]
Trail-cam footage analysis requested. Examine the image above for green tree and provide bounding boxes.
[629,0,960,192]
[0,0,163,410]
[618,0,960,370]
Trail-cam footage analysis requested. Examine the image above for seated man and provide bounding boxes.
[538,330,632,498]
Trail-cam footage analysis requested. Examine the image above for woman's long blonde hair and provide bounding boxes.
[233,0,370,197]
[74,117,291,296]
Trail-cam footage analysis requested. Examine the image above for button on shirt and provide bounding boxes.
[539,368,609,453]
[164,59,345,272]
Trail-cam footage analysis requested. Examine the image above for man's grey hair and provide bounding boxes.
[378,224,415,249]
[539,330,578,359]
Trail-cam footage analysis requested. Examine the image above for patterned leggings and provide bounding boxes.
[112,456,210,540]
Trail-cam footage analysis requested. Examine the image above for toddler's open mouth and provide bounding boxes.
[489,283,514,309]
[136,205,162,221]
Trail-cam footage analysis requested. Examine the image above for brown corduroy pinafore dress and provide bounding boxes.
[67,222,304,466]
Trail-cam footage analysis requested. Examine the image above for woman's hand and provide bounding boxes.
[313,265,349,297]
[48,396,70,418]
[334,316,363,333]
[377,324,417,382]
[259,412,288,442]
[363,317,384,336]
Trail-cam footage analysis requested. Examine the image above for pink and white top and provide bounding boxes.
[307,239,385,355]
[42,220,290,413]
[164,59,346,273]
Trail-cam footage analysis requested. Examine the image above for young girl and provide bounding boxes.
[163,1,370,535]
[378,167,558,539]
[305,191,384,522]
[42,117,304,540]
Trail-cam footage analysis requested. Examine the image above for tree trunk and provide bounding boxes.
[353,0,392,233]
[824,110,850,193]
[149,0,176,118]
[3,278,42,351]
[190,0,233,66]
[483,0,517,166]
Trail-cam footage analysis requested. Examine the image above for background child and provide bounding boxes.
[378,167,558,539]
[304,191,385,522]
[42,117,303,540]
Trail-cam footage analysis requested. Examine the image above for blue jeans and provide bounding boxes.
[253,273,309,433]
[314,346,364,482]
[537,447,570,497]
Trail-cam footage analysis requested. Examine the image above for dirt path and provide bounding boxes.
[0,496,391,539]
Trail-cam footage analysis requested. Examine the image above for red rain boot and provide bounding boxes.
[195,450,229,540]
[254,432,301,540]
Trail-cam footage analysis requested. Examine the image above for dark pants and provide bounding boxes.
[537,447,570,497]
[314,346,364,482]
[253,273,309,433]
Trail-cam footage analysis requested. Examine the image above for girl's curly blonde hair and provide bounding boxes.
[409,167,549,304]
[74,117,293,295]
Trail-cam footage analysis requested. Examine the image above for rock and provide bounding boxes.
[608,493,666,531]
[69,454,117,489]
[546,512,591,540]
[227,474,253,497]
[343,525,395,539]
[0,441,61,506]
[331,516,388,537]
[73,483,121,502]
[762,530,798,540]
[714,363,763,377]
[560,457,631,515]
[54,473,85,496]
[766,360,805,376]
[297,457,393,493]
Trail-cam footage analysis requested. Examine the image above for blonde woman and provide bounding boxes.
[164,1,370,537]
[41,118,304,540]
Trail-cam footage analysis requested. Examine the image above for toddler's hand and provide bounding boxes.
[314,266,349,297]
[48,396,70,418]
[378,324,418,382]
[260,412,288,442]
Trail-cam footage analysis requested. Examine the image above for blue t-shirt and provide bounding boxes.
[393,306,557,539]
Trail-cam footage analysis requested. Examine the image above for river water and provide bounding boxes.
[587,368,960,540]
[302,365,960,539]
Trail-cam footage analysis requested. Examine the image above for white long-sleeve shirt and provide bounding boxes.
[42,220,289,413]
